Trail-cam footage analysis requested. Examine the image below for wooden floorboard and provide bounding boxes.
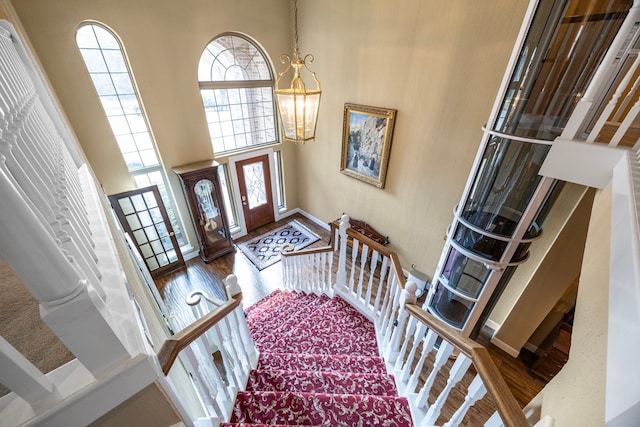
[153,213,544,423]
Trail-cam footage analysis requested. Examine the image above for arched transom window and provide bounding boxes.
[198,33,277,154]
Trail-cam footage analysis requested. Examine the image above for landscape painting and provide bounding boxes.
[340,103,397,188]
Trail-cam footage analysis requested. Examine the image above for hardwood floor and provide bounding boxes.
[154,213,331,328]
[153,212,544,415]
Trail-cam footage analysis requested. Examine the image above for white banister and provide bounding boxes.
[277,214,530,426]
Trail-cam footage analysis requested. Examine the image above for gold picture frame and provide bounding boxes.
[340,103,397,188]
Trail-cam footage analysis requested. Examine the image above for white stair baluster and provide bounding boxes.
[415,340,454,409]
[484,411,504,427]
[365,250,380,308]
[443,374,487,427]
[327,248,334,296]
[217,319,244,389]
[406,328,438,392]
[386,282,417,363]
[394,315,418,372]
[348,238,359,295]
[611,93,640,146]
[225,275,258,368]
[0,337,54,404]
[373,256,390,315]
[335,214,350,292]
[423,353,473,425]
[356,242,368,302]
[587,54,640,142]
[381,279,402,346]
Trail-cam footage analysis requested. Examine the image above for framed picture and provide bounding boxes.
[340,103,397,188]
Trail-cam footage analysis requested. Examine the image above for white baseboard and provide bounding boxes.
[490,335,521,358]
[484,319,501,335]
[284,208,331,231]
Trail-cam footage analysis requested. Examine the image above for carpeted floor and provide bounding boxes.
[236,220,320,270]
[0,259,75,397]
[222,290,413,426]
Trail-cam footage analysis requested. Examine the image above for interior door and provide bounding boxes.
[235,154,275,231]
[109,185,186,278]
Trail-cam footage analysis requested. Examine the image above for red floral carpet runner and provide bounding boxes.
[222,290,413,426]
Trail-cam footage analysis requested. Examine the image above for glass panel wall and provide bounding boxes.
[429,0,632,335]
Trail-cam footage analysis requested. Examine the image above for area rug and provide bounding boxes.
[237,220,320,270]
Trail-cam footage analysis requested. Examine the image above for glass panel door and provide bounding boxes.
[235,154,274,231]
[109,185,185,278]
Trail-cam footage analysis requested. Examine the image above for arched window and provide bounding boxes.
[76,23,186,245]
[198,33,277,154]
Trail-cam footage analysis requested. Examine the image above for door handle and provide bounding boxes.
[169,231,175,237]
[242,195,247,206]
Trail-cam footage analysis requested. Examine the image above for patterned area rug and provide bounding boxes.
[222,291,412,426]
[237,220,320,270]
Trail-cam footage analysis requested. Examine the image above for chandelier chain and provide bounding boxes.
[293,0,299,56]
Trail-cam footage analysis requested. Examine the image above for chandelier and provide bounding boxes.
[274,0,321,143]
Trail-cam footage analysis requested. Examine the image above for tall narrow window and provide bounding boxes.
[198,33,278,155]
[76,23,186,245]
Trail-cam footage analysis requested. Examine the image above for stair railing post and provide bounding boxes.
[225,274,258,368]
[335,213,350,293]
[385,281,417,364]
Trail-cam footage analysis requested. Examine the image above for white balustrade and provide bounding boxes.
[174,274,258,421]
[279,213,528,426]
[0,20,176,427]
[281,243,335,295]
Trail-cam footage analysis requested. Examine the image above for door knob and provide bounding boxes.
[242,195,247,206]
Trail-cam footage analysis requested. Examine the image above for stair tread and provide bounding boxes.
[221,424,306,427]
[247,292,316,332]
[231,391,412,426]
[250,293,331,348]
[257,351,388,375]
[233,292,411,426]
[247,369,398,396]
[263,296,379,356]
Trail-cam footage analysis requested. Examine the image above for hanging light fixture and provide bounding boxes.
[274,0,321,143]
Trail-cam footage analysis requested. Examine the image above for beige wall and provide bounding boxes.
[295,0,529,271]
[7,0,297,245]
[9,0,529,274]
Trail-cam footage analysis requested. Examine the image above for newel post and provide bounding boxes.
[335,214,350,292]
[385,281,417,363]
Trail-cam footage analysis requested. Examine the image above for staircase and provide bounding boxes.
[222,290,413,426]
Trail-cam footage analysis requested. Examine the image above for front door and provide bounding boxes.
[109,185,186,278]
[235,154,275,231]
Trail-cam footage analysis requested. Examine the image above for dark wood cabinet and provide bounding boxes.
[173,160,234,263]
